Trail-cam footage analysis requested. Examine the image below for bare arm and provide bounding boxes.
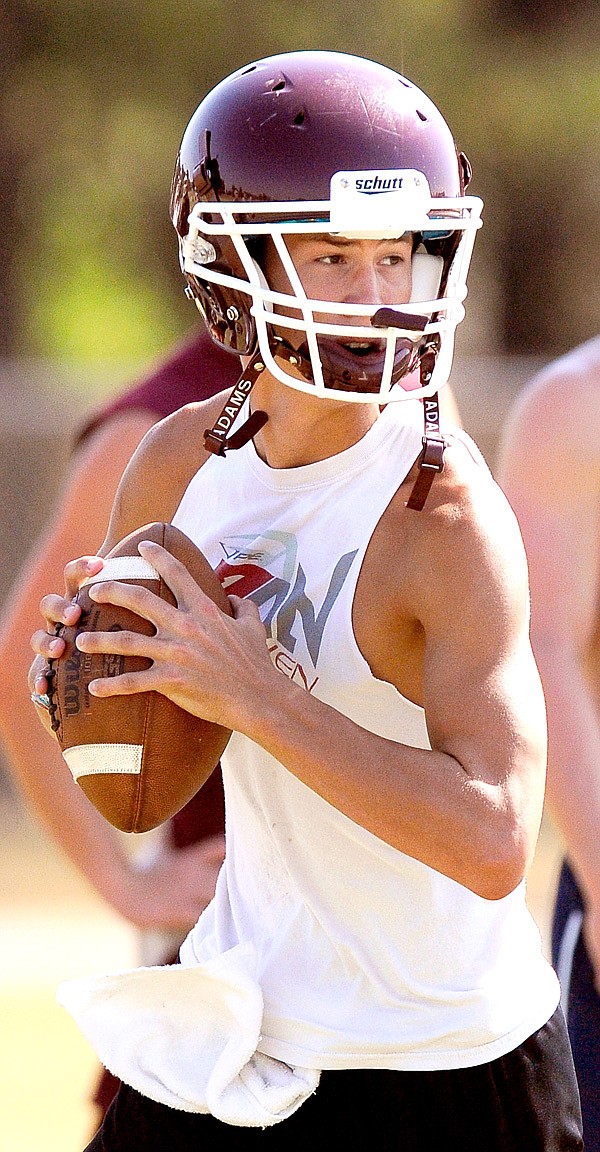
[232,456,545,900]
[498,345,600,977]
[1,408,223,931]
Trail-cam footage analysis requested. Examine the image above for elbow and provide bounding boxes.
[466,743,545,901]
[470,858,527,902]
[438,827,530,901]
[466,815,533,902]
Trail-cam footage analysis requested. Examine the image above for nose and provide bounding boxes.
[343,259,383,307]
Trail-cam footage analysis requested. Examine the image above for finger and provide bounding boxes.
[29,654,50,694]
[138,539,218,610]
[34,672,50,695]
[75,627,156,659]
[39,593,81,629]
[228,594,265,630]
[87,578,172,629]
[87,668,153,698]
[30,627,67,660]
[64,555,105,598]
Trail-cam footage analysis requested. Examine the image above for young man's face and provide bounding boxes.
[262,233,413,336]
[257,232,416,396]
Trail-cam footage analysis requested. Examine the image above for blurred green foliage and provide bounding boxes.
[1,0,599,372]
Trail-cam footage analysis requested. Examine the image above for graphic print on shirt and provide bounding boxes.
[215,531,358,693]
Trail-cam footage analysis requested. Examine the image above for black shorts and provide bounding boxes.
[553,858,600,1150]
[84,1007,582,1152]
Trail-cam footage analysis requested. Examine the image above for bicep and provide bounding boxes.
[419,494,546,791]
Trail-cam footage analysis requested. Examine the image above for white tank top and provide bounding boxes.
[173,400,559,1072]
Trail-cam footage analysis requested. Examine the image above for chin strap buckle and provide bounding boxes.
[203,353,269,456]
[406,392,446,511]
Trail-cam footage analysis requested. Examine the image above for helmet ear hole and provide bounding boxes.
[410,253,443,304]
[459,151,472,192]
[185,276,257,355]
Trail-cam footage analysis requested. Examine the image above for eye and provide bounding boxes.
[315,252,345,265]
[380,244,413,266]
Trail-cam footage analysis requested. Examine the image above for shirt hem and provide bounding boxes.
[256,988,560,1073]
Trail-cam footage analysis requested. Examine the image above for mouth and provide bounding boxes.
[275,333,419,395]
[312,337,395,393]
[340,339,385,359]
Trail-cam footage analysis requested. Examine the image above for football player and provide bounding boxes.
[31,51,582,1150]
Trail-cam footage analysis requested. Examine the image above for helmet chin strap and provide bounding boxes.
[203,353,269,456]
[203,336,310,456]
[405,388,445,512]
[203,333,445,512]
[370,311,446,511]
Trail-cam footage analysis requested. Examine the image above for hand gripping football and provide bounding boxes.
[47,522,232,833]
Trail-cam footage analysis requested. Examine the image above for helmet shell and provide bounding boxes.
[170,51,467,233]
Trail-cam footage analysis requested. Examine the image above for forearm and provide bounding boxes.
[0,703,131,901]
[240,672,526,900]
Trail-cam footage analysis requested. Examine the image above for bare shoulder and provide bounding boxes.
[504,335,600,447]
[134,390,229,480]
[103,391,230,549]
[356,428,530,705]
[498,336,600,496]
[398,431,529,638]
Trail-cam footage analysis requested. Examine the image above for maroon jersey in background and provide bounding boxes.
[77,327,240,445]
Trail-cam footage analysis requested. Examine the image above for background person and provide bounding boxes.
[498,333,600,1150]
[0,325,241,1121]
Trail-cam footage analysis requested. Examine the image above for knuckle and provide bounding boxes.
[120,630,143,654]
[40,593,59,619]
[134,585,155,608]
[169,666,187,690]
[91,579,116,599]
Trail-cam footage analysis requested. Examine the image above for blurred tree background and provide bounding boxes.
[1,0,600,384]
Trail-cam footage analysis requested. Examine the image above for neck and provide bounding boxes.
[250,375,380,469]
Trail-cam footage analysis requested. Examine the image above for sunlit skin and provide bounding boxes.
[265,232,414,315]
[263,232,413,362]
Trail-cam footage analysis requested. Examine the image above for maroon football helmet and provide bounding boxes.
[170,51,482,403]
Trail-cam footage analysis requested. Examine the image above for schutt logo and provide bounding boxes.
[354,175,405,195]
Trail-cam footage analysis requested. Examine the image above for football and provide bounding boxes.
[47,521,232,833]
